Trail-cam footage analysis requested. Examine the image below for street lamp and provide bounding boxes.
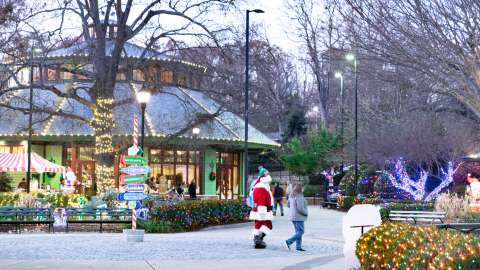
[345,53,358,195]
[334,71,344,173]
[136,90,151,156]
[244,8,264,198]
[27,47,43,193]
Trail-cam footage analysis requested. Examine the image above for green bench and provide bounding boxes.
[0,207,54,233]
[66,208,132,233]
[436,223,480,234]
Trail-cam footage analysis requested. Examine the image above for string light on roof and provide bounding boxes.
[41,98,67,135]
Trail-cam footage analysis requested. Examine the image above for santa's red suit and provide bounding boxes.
[249,172,274,248]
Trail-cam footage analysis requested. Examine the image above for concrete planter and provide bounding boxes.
[123,229,145,242]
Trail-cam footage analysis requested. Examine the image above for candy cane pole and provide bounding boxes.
[132,208,137,231]
[133,115,139,148]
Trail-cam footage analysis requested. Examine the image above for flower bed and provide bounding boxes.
[149,199,250,232]
[0,192,88,208]
[357,222,480,270]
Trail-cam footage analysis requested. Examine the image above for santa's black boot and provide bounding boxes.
[260,232,266,241]
[254,235,267,249]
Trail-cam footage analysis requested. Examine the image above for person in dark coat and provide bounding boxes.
[273,182,284,216]
[188,180,197,199]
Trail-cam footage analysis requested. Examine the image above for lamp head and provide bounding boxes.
[252,9,265,13]
[345,53,356,61]
[136,90,151,104]
[192,127,200,135]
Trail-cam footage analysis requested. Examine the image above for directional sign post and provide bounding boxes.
[123,192,148,201]
[121,165,151,175]
[126,184,145,193]
[121,174,146,184]
[124,156,146,165]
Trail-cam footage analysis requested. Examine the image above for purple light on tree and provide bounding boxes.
[386,159,459,201]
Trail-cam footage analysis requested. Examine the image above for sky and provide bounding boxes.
[30,0,303,55]
[236,0,300,53]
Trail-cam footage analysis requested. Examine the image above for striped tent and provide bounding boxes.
[0,153,65,173]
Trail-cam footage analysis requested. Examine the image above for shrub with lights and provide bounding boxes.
[356,222,480,270]
[150,199,250,231]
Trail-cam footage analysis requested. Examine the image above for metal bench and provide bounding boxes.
[66,208,132,233]
[389,210,445,224]
[436,223,480,234]
[322,201,338,208]
[0,207,54,233]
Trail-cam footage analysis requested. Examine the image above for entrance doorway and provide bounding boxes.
[216,152,240,200]
[217,165,231,199]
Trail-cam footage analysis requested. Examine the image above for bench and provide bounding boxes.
[322,201,338,208]
[389,210,445,224]
[0,207,54,233]
[66,208,132,233]
[436,223,480,234]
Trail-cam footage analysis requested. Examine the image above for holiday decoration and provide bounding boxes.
[321,168,335,187]
[209,171,216,181]
[385,159,459,201]
[356,222,480,270]
[91,98,116,193]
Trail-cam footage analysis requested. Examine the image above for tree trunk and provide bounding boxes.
[91,95,116,193]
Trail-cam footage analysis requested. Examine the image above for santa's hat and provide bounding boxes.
[259,167,269,177]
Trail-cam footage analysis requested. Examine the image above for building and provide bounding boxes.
[0,27,279,199]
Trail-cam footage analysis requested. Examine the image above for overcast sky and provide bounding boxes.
[32,0,303,55]
[236,0,300,53]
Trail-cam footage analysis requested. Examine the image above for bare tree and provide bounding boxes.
[0,0,234,192]
[341,0,480,120]
[180,28,301,134]
[287,0,345,127]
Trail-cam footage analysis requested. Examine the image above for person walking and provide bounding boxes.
[285,183,308,252]
[273,182,284,216]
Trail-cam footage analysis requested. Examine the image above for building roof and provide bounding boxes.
[44,41,206,70]
[0,83,279,147]
[46,41,168,60]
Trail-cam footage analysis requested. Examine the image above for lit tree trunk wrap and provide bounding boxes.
[91,97,115,193]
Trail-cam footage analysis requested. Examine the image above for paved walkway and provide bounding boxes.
[0,207,345,270]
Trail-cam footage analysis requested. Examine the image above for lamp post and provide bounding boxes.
[136,90,151,157]
[346,53,358,194]
[27,47,42,193]
[334,71,344,173]
[244,8,264,198]
[192,127,200,192]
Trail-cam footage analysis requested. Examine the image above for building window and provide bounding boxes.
[60,65,74,80]
[133,69,145,81]
[32,67,41,81]
[177,75,188,86]
[149,149,202,194]
[66,145,96,194]
[0,145,23,154]
[116,72,126,81]
[160,69,173,83]
[191,77,199,88]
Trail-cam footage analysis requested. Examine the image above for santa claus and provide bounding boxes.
[249,167,274,249]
